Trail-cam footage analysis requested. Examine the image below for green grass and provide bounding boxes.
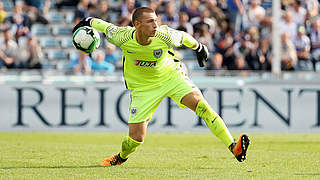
[0,133,320,180]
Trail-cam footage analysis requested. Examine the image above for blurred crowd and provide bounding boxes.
[0,0,320,74]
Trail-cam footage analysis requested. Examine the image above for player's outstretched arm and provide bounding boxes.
[73,17,129,48]
[73,17,113,33]
[181,32,209,67]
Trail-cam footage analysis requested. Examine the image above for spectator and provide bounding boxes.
[96,0,111,22]
[205,0,226,24]
[260,0,272,14]
[214,20,231,45]
[303,0,319,20]
[281,32,297,70]
[0,29,19,69]
[4,4,31,42]
[148,0,161,12]
[172,12,194,35]
[208,52,224,70]
[118,0,135,26]
[55,0,80,10]
[191,9,216,37]
[0,2,6,24]
[87,2,98,17]
[181,0,201,19]
[25,34,43,69]
[279,11,297,41]
[24,0,50,24]
[104,43,118,64]
[257,38,272,70]
[233,34,257,70]
[92,49,115,74]
[294,26,312,71]
[197,24,214,52]
[226,0,247,34]
[73,0,90,24]
[247,26,260,44]
[233,55,249,70]
[310,18,320,71]
[161,2,179,28]
[247,0,266,28]
[288,0,307,26]
[217,32,235,70]
[70,52,93,74]
[157,13,164,26]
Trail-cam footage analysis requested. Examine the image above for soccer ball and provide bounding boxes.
[72,26,100,54]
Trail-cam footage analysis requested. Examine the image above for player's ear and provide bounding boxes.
[133,20,140,28]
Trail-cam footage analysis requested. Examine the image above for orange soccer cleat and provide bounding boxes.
[229,134,250,162]
[100,153,127,166]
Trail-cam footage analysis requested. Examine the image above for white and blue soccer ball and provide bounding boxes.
[72,26,100,54]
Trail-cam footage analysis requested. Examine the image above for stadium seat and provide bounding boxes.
[1,0,13,11]
[47,50,68,60]
[52,26,72,36]
[60,38,73,48]
[39,38,60,48]
[64,12,74,24]
[31,25,51,36]
[47,12,65,24]
[55,60,70,70]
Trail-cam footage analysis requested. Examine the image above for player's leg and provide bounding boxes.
[120,120,148,159]
[181,91,250,162]
[100,120,148,167]
[181,91,234,147]
[101,88,163,166]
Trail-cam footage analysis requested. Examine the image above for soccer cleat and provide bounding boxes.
[229,134,250,162]
[100,153,127,166]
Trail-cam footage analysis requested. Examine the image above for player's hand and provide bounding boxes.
[194,43,209,67]
[72,17,94,33]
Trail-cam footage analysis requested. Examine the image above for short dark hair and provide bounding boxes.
[132,7,155,23]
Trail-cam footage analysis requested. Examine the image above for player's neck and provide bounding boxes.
[136,31,153,46]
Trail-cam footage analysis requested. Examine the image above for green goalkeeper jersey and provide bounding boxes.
[91,19,198,89]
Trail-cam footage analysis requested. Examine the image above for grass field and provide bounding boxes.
[0,133,320,180]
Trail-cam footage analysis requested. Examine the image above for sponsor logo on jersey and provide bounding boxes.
[135,60,157,67]
[153,49,163,58]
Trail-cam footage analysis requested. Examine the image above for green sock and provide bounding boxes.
[195,100,234,147]
[119,136,143,159]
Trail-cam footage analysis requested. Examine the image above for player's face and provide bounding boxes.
[137,12,158,37]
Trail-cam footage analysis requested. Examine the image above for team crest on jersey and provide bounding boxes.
[153,49,163,58]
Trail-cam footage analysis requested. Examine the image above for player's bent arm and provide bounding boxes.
[181,31,209,67]
[181,32,198,50]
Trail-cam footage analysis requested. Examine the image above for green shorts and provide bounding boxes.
[128,69,199,123]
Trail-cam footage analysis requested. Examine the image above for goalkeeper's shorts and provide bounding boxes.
[128,68,200,123]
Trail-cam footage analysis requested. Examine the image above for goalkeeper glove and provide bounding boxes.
[194,43,209,67]
[72,17,94,33]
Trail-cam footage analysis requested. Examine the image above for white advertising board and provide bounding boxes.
[0,81,319,132]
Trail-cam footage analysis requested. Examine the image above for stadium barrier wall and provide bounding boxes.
[0,79,319,132]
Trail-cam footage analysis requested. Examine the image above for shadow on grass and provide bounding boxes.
[294,173,320,176]
[0,165,104,169]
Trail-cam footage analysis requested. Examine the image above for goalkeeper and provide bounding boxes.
[73,7,250,166]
